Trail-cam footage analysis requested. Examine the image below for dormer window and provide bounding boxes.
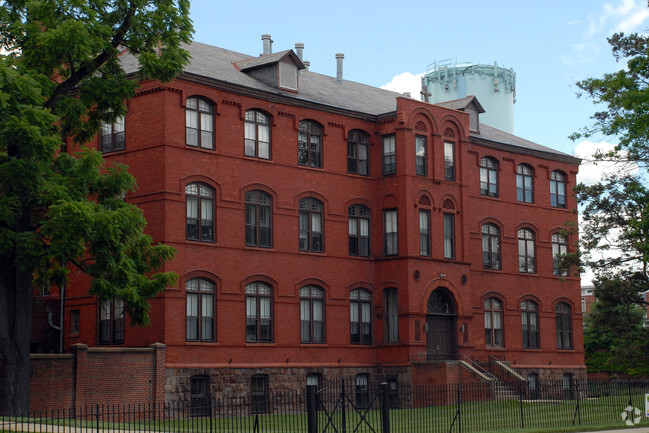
[279,62,297,91]
[236,50,305,93]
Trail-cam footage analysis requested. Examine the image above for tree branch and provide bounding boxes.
[44,1,138,111]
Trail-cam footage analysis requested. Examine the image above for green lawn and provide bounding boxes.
[1,391,647,433]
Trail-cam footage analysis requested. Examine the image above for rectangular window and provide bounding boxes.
[98,299,124,345]
[356,374,370,409]
[382,135,396,176]
[70,310,80,335]
[443,213,455,259]
[384,209,398,256]
[251,375,268,414]
[415,135,427,176]
[190,376,210,417]
[279,62,298,90]
[419,210,430,256]
[444,141,455,180]
[384,289,399,343]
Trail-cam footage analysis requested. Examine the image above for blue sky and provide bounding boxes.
[189,0,649,164]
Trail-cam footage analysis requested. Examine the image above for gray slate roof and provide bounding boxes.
[436,95,485,113]
[120,41,577,162]
[471,124,575,160]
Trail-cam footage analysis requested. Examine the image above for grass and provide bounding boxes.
[1,391,648,433]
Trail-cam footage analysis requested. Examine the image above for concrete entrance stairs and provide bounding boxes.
[460,355,526,400]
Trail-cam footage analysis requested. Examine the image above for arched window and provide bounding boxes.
[550,170,567,208]
[186,97,214,149]
[245,190,272,248]
[186,278,215,342]
[245,282,272,343]
[518,229,536,273]
[517,164,534,203]
[348,204,370,257]
[299,198,324,252]
[552,233,569,276]
[186,182,214,242]
[244,109,271,159]
[482,223,501,270]
[521,300,539,348]
[555,302,573,349]
[300,285,325,344]
[484,297,503,347]
[348,130,369,175]
[384,288,399,343]
[480,157,498,197]
[298,120,322,167]
[350,289,372,344]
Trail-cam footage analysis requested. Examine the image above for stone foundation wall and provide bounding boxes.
[517,366,588,382]
[165,365,413,402]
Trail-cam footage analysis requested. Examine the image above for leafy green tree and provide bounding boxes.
[0,0,192,416]
[572,29,649,374]
[583,274,649,375]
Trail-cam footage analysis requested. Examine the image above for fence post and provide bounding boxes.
[341,378,347,433]
[575,380,581,425]
[209,389,213,433]
[518,380,525,429]
[456,384,462,433]
[306,384,318,433]
[380,382,391,433]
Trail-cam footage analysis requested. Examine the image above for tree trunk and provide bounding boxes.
[0,260,33,416]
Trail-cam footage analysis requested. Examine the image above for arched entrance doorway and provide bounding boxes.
[426,288,457,360]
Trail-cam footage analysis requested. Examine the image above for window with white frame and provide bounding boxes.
[244,110,271,159]
[186,97,214,149]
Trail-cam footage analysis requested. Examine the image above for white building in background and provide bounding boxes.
[421,60,516,134]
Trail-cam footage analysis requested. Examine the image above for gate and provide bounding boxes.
[306,379,391,433]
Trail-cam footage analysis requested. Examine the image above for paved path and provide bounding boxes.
[576,428,649,433]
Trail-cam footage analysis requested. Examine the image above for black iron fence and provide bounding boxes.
[1,378,648,433]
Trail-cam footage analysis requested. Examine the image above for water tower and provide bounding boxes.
[422,60,516,134]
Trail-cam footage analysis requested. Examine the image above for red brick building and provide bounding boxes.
[46,36,584,401]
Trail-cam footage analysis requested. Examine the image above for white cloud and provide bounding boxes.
[574,139,640,185]
[380,72,424,100]
[574,140,618,185]
[615,7,649,33]
[561,42,600,66]
[591,0,649,36]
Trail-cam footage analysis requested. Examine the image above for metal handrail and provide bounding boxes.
[489,355,525,382]
[460,354,498,382]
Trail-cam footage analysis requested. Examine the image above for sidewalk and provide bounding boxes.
[576,428,649,433]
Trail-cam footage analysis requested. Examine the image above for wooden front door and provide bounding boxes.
[425,288,457,360]
[426,314,455,359]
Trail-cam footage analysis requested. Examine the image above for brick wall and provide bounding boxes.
[0,343,166,412]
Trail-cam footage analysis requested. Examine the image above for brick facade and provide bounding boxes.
[30,38,584,406]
